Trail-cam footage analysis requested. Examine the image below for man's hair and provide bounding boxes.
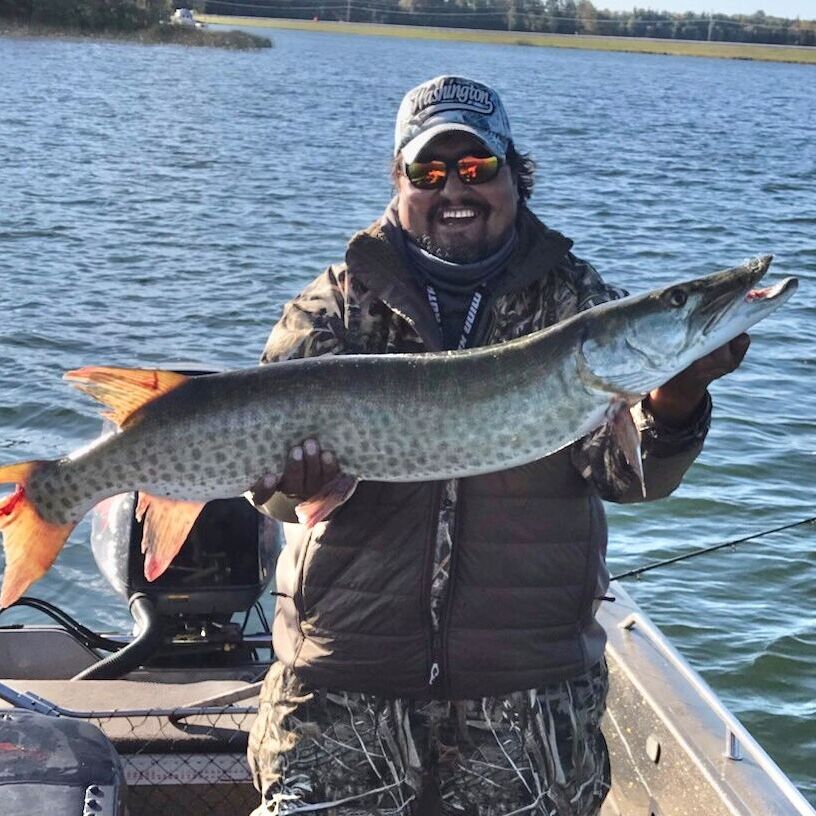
[391,140,536,202]
[506,143,535,202]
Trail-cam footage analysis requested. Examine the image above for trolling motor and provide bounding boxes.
[77,368,281,679]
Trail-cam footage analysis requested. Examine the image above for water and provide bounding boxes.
[1,26,814,802]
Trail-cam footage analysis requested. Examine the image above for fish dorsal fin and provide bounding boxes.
[64,366,189,427]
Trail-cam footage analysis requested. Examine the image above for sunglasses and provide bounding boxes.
[404,154,503,190]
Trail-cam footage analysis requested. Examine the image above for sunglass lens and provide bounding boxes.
[406,161,447,189]
[458,156,500,184]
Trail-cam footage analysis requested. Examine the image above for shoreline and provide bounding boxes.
[199,14,816,64]
[0,19,272,49]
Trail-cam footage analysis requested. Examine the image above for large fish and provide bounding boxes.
[0,256,797,607]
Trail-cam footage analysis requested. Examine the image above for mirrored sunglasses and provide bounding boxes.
[404,155,503,190]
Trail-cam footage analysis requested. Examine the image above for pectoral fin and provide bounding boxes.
[136,493,206,581]
[295,474,360,528]
[607,399,646,498]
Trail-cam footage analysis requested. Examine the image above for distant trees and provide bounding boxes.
[202,0,815,46]
[1,0,812,44]
[0,0,173,29]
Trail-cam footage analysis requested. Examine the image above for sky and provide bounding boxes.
[595,0,816,19]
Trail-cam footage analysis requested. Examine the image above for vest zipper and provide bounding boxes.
[423,483,444,688]
[425,311,498,691]
[436,482,466,699]
[429,635,441,685]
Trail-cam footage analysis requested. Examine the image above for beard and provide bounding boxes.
[414,200,495,263]
[414,232,492,264]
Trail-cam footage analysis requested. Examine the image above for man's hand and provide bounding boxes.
[647,333,751,426]
[251,438,339,506]
[279,438,340,500]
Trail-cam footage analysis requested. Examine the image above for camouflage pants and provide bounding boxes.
[247,660,610,816]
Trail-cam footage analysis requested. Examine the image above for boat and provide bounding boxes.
[170,8,206,29]
[0,436,813,814]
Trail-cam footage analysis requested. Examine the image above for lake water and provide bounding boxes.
[0,25,814,803]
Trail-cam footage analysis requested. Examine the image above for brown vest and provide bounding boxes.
[273,449,609,699]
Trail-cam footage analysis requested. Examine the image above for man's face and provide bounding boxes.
[397,132,518,264]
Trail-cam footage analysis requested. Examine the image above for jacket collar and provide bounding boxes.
[344,205,573,351]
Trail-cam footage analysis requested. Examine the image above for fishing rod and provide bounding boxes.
[611,515,816,582]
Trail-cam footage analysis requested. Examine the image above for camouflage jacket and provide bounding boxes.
[260,206,710,698]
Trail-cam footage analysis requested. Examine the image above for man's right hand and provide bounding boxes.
[279,438,340,499]
[251,438,339,506]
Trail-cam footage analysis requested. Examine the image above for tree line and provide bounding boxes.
[205,0,816,46]
[1,0,813,46]
[0,0,173,30]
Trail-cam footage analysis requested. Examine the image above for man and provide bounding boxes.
[247,76,749,816]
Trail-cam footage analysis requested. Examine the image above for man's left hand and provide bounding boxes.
[647,333,751,426]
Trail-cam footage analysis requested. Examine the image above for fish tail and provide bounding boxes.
[0,460,77,609]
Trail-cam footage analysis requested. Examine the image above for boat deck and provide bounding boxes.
[1,583,813,815]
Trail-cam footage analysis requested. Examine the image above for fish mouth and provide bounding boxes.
[745,276,798,303]
[700,259,798,336]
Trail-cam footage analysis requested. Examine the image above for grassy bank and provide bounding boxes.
[0,20,272,49]
[199,14,816,64]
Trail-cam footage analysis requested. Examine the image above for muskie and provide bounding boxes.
[0,256,797,607]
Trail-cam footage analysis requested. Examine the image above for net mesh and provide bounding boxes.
[86,704,259,816]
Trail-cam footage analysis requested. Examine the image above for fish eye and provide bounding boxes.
[667,288,688,308]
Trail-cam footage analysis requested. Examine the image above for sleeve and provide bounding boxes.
[255,265,350,522]
[566,254,711,503]
[571,393,711,503]
[260,264,349,364]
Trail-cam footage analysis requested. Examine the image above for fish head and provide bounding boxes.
[579,255,798,398]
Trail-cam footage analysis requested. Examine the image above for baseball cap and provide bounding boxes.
[394,76,513,164]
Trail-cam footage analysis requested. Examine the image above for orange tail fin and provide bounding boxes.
[136,493,206,582]
[0,461,77,609]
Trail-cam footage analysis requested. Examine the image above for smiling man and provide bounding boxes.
[246,76,749,816]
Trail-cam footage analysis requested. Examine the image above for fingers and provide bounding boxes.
[279,444,306,497]
[729,333,750,368]
[695,333,751,382]
[247,471,281,506]
[302,438,332,498]
[649,333,752,425]
[278,438,339,500]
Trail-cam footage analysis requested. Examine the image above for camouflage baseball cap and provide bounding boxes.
[394,76,512,164]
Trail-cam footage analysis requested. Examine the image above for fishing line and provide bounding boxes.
[611,515,816,582]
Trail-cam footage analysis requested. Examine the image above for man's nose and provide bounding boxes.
[440,167,468,194]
